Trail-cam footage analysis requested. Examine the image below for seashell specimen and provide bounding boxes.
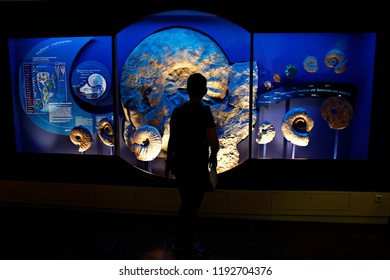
[98,117,115,146]
[131,125,162,161]
[303,56,318,73]
[281,107,314,146]
[321,96,353,130]
[256,120,276,144]
[273,73,281,83]
[324,49,347,74]
[264,81,272,90]
[69,125,92,152]
[284,64,298,79]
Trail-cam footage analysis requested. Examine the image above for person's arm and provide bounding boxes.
[165,150,174,178]
[165,135,176,178]
[206,126,219,167]
[165,110,177,178]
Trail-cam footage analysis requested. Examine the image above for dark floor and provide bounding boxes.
[0,205,389,260]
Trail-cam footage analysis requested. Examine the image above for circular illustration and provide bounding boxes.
[71,61,111,103]
[78,73,107,100]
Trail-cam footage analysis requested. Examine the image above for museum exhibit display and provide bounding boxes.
[1,3,383,192]
[115,10,376,180]
[8,36,115,155]
[252,33,376,160]
[0,1,387,224]
[116,10,253,177]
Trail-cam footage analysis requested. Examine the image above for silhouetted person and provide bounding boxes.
[165,73,219,257]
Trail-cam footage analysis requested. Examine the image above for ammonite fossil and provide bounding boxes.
[264,81,272,90]
[256,121,276,144]
[273,73,281,83]
[321,96,353,129]
[69,125,92,152]
[284,64,298,79]
[130,125,162,161]
[281,107,314,146]
[324,49,347,74]
[303,56,318,73]
[97,117,115,146]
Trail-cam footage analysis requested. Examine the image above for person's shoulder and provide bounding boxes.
[173,101,210,112]
[198,101,211,108]
[200,102,212,111]
[171,103,188,117]
[173,103,186,112]
[190,102,211,113]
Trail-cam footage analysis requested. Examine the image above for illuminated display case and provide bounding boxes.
[2,5,383,190]
[116,10,252,177]
[8,36,115,155]
[115,11,376,180]
[252,33,376,160]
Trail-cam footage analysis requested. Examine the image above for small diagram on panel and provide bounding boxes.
[71,60,111,104]
[23,62,67,114]
[78,73,107,100]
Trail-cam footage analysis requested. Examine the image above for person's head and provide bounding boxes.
[186,73,207,100]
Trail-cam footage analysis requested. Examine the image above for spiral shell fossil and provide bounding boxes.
[321,96,353,130]
[130,125,162,161]
[303,56,318,73]
[264,81,272,90]
[284,64,298,79]
[281,107,314,146]
[98,117,115,146]
[273,73,281,83]
[256,121,276,144]
[69,125,92,152]
[324,49,347,74]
